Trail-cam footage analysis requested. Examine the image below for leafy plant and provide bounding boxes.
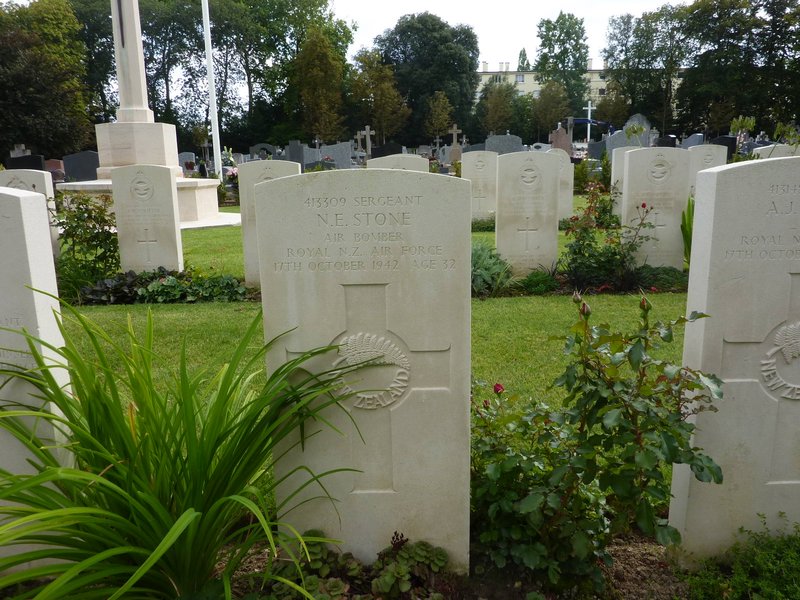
[0,306,365,599]
[53,192,120,303]
[471,242,513,298]
[471,216,495,232]
[516,269,559,295]
[681,196,694,267]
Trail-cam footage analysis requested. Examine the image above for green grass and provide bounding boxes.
[70,293,688,406]
[183,226,245,281]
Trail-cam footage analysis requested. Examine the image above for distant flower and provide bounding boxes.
[641,202,647,208]
[493,383,504,395]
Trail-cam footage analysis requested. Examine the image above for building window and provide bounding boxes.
[598,88,606,96]
[516,74,524,83]
[599,73,606,80]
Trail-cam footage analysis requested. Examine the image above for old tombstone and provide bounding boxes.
[496,151,560,275]
[669,156,800,559]
[610,146,638,218]
[371,142,404,159]
[366,154,428,172]
[461,151,499,220]
[688,144,728,196]
[0,187,69,571]
[655,135,678,148]
[238,160,301,286]
[549,126,572,155]
[304,146,321,167]
[287,140,305,167]
[681,133,705,149]
[256,169,471,571]
[4,154,46,171]
[111,165,183,272]
[710,135,737,160]
[321,142,353,169]
[417,144,432,157]
[232,153,245,165]
[63,150,100,182]
[547,148,575,220]
[437,145,451,165]
[250,143,277,159]
[44,159,65,183]
[621,147,690,269]
[0,170,59,255]
[9,143,30,157]
[178,152,196,174]
[486,133,524,155]
[449,145,463,164]
[587,140,605,160]
[753,144,799,159]
[530,143,551,152]
[466,142,486,153]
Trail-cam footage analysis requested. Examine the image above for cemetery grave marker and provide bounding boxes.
[486,133,524,155]
[0,170,59,255]
[610,146,638,218]
[688,144,728,196]
[547,148,575,220]
[366,154,428,172]
[462,151,499,220]
[256,169,471,571]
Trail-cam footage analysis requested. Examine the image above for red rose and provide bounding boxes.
[493,383,504,395]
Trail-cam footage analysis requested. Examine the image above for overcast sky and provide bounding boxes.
[330,0,679,68]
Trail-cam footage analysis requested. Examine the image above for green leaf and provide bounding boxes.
[628,340,646,370]
[635,500,655,535]
[634,449,659,471]
[518,492,544,514]
[571,531,592,559]
[655,524,681,546]
[602,408,623,430]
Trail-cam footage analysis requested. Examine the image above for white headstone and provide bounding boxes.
[610,146,639,218]
[462,151,499,221]
[256,170,471,571]
[239,160,301,286]
[0,187,69,571]
[112,165,183,272]
[0,170,58,255]
[546,148,575,220]
[621,148,690,269]
[688,145,728,196]
[366,154,428,172]
[496,151,560,275]
[670,156,800,559]
[753,144,799,159]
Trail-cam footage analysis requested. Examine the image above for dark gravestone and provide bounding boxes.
[681,133,704,149]
[287,140,305,171]
[485,134,523,155]
[464,143,485,153]
[63,150,99,181]
[250,143,278,159]
[710,135,737,160]
[371,142,403,158]
[587,140,605,160]
[4,154,45,171]
[655,135,677,148]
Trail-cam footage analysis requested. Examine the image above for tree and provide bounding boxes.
[424,91,453,140]
[374,12,479,145]
[534,81,570,139]
[533,12,590,114]
[292,25,346,141]
[70,0,116,123]
[483,81,517,134]
[0,0,91,157]
[517,48,532,71]
[594,84,630,129]
[351,50,410,144]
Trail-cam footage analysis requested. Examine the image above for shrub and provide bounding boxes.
[0,307,366,598]
[471,242,513,298]
[53,192,119,303]
[471,216,495,232]
[516,269,559,295]
[471,296,723,591]
[636,264,689,292]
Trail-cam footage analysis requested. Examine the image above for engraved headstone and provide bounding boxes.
[366,154,428,172]
[486,133,524,155]
[547,148,575,220]
[304,146,321,167]
[753,144,800,159]
[549,126,572,155]
[417,145,432,157]
[0,170,58,255]
[710,135,737,160]
[239,160,301,286]
[496,151,560,275]
[287,140,304,167]
[111,165,183,272]
[257,170,471,571]
[688,144,728,196]
[4,154,45,171]
[321,141,352,169]
[466,142,485,153]
[621,147,690,269]
[178,152,196,175]
[371,142,404,159]
[587,139,605,160]
[63,150,100,182]
[9,143,30,157]
[670,156,800,559]
[681,133,705,149]
[250,143,277,159]
[610,146,638,217]
[655,135,678,148]
[462,151,499,220]
[0,187,69,571]
[449,145,462,164]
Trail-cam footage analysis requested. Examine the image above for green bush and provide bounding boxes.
[0,307,366,598]
[516,269,559,295]
[471,216,495,232]
[471,242,513,298]
[54,192,120,303]
[470,296,723,591]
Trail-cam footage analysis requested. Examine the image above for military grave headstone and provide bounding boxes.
[753,144,799,159]
[0,170,58,255]
[610,146,638,218]
[688,144,728,196]
[670,156,800,559]
[366,154,428,172]
[496,152,559,275]
[547,148,575,220]
[461,151,498,220]
[111,165,183,272]
[256,169,471,571]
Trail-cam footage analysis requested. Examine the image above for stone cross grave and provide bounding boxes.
[621,147,690,269]
[366,154,428,172]
[255,169,471,571]
[0,187,70,570]
[546,148,575,220]
[688,144,727,196]
[111,165,183,272]
[669,156,800,559]
[238,160,301,286]
[496,151,560,275]
[360,126,376,158]
[462,151,499,221]
[449,124,462,146]
[0,170,59,255]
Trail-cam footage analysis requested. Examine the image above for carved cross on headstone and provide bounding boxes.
[137,228,158,265]
[517,216,539,252]
[354,131,364,153]
[433,136,442,151]
[461,135,469,146]
[449,124,462,146]
[327,283,451,492]
[721,272,800,483]
[360,126,375,159]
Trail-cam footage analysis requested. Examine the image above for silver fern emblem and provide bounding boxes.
[774,322,800,363]
[338,333,410,369]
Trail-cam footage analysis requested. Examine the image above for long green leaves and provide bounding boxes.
[0,304,361,599]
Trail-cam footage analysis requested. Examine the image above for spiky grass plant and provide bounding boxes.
[0,305,360,599]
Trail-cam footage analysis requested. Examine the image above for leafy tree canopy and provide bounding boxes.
[533,11,589,115]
